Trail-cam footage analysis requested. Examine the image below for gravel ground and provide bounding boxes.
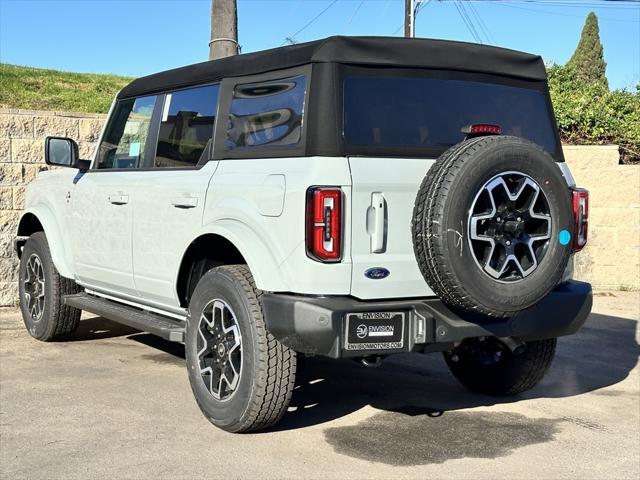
[0,291,638,480]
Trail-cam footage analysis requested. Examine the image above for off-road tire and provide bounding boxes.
[185,264,296,433]
[18,232,82,341]
[444,338,557,396]
[412,135,573,317]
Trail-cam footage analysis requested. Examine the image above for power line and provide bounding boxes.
[434,0,639,9]
[452,0,640,9]
[467,1,497,44]
[346,0,367,27]
[392,0,638,38]
[248,0,638,3]
[489,1,640,23]
[459,0,487,43]
[441,0,639,4]
[510,0,639,6]
[415,0,431,15]
[453,0,483,42]
[283,0,340,45]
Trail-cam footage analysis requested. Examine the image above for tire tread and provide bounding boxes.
[20,232,81,341]
[189,265,296,433]
[445,338,557,396]
[412,135,569,317]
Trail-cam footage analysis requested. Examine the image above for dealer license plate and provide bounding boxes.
[344,311,405,351]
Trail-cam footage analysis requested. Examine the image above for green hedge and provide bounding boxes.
[548,64,640,163]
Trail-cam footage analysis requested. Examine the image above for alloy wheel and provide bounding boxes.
[23,253,46,321]
[468,171,552,282]
[197,299,243,401]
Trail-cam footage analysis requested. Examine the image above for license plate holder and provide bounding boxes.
[344,311,405,351]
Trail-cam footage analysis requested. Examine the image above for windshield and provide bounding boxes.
[343,75,558,156]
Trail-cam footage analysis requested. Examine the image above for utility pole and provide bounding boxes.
[209,0,239,60]
[404,0,415,38]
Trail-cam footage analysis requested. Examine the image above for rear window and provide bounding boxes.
[343,76,558,155]
[225,75,307,151]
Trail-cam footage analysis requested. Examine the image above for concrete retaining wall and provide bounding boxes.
[0,109,638,306]
[0,109,106,306]
[564,146,640,291]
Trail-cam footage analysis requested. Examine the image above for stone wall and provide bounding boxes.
[0,109,106,306]
[564,146,640,291]
[0,109,638,306]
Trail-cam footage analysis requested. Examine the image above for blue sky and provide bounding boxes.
[1,0,638,90]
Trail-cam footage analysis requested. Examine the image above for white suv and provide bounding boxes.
[14,36,592,433]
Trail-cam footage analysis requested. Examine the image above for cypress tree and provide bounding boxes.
[567,12,608,88]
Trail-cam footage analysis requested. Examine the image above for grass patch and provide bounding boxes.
[0,64,132,114]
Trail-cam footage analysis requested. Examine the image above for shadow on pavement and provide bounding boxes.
[67,310,638,462]
[272,312,639,432]
[68,317,140,341]
[67,315,188,360]
[280,312,638,464]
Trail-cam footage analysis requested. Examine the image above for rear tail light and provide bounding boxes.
[306,187,343,262]
[571,188,589,252]
[461,124,502,137]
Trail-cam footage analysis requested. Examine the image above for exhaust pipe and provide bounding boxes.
[359,355,383,368]
[498,336,527,356]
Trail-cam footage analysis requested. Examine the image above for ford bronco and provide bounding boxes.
[14,36,592,433]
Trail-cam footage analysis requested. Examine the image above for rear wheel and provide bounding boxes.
[444,337,557,396]
[185,265,296,433]
[18,232,82,341]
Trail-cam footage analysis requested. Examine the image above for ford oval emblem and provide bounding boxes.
[365,267,390,280]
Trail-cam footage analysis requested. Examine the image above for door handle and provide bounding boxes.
[171,196,198,209]
[108,194,129,205]
[369,192,386,253]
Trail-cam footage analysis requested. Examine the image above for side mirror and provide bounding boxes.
[44,137,89,170]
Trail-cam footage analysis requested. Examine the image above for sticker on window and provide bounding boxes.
[129,142,141,157]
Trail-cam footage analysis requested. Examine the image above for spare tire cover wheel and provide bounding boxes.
[412,136,573,317]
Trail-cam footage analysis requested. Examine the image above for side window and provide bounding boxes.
[155,85,220,168]
[225,75,306,151]
[96,96,157,169]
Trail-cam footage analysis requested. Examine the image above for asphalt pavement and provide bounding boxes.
[0,292,638,479]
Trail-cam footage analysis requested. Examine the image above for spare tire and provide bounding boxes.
[412,135,573,317]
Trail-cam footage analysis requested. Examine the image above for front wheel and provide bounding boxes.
[185,265,296,433]
[444,337,556,396]
[18,232,82,341]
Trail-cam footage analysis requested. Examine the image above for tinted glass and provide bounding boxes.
[155,85,219,168]
[343,76,558,154]
[97,96,156,169]
[225,75,306,150]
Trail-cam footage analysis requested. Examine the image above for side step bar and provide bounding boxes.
[63,293,185,342]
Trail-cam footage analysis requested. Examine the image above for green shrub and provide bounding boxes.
[548,64,640,163]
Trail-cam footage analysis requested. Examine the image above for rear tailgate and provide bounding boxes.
[344,71,562,301]
[349,157,435,299]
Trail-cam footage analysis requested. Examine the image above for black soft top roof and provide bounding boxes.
[118,36,546,99]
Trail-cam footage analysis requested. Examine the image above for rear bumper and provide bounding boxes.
[262,280,592,359]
